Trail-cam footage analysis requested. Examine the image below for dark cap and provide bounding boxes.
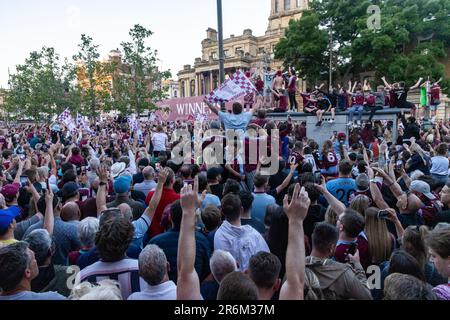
[57,181,79,199]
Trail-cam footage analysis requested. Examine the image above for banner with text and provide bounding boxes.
[153,96,244,122]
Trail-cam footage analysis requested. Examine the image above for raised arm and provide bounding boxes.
[434,77,443,86]
[48,148,57,177]
[386,208,405,239]
[315,176,346,215]
[381,77,392,90]
[275,164,297,194]
[13,160,25,184]
[177,175,202,300]
[372,167,403,197]
[25,178,42,207]
[410,77,424,90]
[279,184,309,300]
[96,166,109,216]
[367,167,390,210]
[352,81,358,93]
[43,184,54,236]
[203,97,219,115]
[143,168,169,221]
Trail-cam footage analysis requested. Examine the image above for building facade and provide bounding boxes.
[162,79,180,98]
[177,0,308,97]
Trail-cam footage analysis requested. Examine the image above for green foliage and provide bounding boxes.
[5,47,77,121]
[275,0,450,92]
[73,34,115,117]
[274,11,328,84]
[5,24,171,120]
[112,24,171,115]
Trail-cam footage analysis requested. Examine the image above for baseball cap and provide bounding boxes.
[207,167,223,181]
[356,174,369,191]
[410,180,435,200]
[113,175,132,194]
[58,181,79,199]
[0,206,20,230]
[1,184,20,202]
[51,124,61,132]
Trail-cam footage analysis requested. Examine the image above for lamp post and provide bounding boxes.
[328,20,333,91]
[217,0,226,111]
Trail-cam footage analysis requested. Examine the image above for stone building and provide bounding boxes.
[177,0,309,97]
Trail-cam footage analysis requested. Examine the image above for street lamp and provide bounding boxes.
[328,20,333,91]
[217,0,226,111]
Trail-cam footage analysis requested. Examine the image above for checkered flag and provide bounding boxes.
[206,70,256,104]
[128,114,144,143]
[127,114,138,132]
[57,108,73,126]
[76,113,92,133]
[230,70,257,91]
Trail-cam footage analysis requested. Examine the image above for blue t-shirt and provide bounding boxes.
[326,178,357,207]
[218,111,253,131]
[251,193,277,222]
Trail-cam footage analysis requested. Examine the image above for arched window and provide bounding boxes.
[181,81,185,97]
[275,0,278,13]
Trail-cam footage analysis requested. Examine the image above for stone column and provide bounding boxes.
[210,71,213,92]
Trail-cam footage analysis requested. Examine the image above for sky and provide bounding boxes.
[0,0,272,88]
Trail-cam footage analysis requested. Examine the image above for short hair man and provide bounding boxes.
[246,252,281,300]
[127,244,177,300]
[306,223,372,300]
[214,193,270,270]
[0,242,65,300]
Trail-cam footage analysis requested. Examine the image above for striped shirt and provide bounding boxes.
[75,258,148,299]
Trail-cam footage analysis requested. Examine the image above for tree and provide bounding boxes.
[274,11,328,85]
[112,24,171,115]
[275,0,450,92]
[73,34,114,117]
[5,47,77,121]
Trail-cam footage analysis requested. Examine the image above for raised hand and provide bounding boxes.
[157,168,170,185]
[283,183,310,222]
[97,166,110,183]
[180,175,202,213]
[314,176,326,194]
[44,186,54,205]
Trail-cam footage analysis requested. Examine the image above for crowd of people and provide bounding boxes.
[249,68,442,130]
[0,73,449,301]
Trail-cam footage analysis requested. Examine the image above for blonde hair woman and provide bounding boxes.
[364,207,396,265]
[349,195,371,217]
[324,206,338,226]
